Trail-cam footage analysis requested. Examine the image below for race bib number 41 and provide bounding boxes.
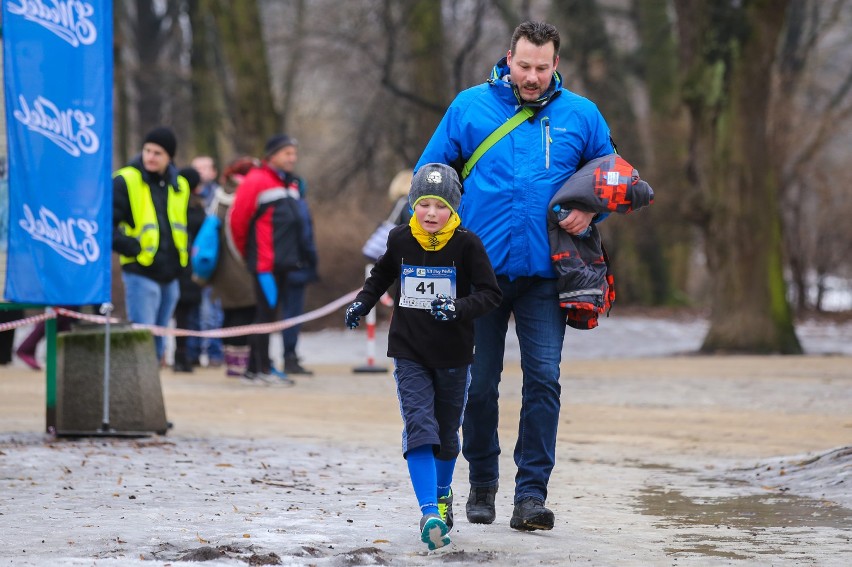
[399,264,456,309]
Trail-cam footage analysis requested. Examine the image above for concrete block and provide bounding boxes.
[56,326,168,435]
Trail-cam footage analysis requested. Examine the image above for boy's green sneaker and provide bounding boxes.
[437,488,454,531]
[419,514,450,550]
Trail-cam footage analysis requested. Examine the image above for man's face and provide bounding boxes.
[268,145,298,173]
[507,37,559,102]
[191,156,217,183]
[142,143,170,175]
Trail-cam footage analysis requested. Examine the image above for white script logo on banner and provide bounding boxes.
[13,95,100,157]
[7,0,97,47]
[18,204,101,266]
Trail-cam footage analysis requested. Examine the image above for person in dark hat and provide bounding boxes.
[171,167,207,372]
[344,163,502,550]
[228,133,313,385]
[261,138,320,377]
[112,126,190,365]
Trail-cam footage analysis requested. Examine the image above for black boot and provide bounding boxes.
[173,344,194,373]
[465,484,497,524]
[284,354,313,375]
[509,497,554,531]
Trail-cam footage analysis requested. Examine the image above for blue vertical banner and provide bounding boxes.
[3,0,113,304]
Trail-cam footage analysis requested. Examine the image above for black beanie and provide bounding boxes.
[178,166,201,189]
[143,127,177,158]
[263,134,297,158]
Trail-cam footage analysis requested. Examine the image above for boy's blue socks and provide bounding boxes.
[435,457,456,498]
[406,445,439,516]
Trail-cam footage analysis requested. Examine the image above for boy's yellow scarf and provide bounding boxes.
[409,213,460,251]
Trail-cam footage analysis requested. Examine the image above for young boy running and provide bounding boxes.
[345,163,501,550]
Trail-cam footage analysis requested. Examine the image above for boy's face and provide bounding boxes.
[414,197,452,234]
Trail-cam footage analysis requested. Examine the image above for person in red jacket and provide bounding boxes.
[229,134,308,385]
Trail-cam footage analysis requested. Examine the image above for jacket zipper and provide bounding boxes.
[541,117,551,169]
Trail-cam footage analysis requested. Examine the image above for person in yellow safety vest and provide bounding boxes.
[112,126,190,365]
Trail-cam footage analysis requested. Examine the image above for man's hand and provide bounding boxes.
[557,209,595,236]
[430,294,458,322]
[345,301,369,329]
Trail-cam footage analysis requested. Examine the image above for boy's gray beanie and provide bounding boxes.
[408,163,462,212]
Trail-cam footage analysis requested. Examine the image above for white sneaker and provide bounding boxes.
[259,372,295,387]
[240,372,269,386]
[419,514,450,550]
[267,367,296,387]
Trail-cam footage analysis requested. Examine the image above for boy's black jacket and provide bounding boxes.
[354,224,501,368]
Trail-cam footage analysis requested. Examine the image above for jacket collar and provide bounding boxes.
[129,154,181,191]
[488,57,563,109]
[260,162,303,196]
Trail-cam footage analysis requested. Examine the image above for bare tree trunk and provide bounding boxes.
[114,1,191,161]
[774,1,852,314]
[278,0,306,132]
[208,0,281,156]
[633,0,694,306]
[406,0,451,152]
[675,0,802,354]
[553,0,642,158]
[189,0,224,159]
[113,3,134,166]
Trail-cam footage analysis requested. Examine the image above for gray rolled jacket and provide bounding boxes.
[547,154,654,329]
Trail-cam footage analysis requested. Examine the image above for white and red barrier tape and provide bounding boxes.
[0,289,361,337]
[0,311,55,332]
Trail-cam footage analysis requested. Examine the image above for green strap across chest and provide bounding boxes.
[461,106,534,180]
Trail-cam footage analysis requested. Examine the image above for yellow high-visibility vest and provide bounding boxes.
[115,166,189,267]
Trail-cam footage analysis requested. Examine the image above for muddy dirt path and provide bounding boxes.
[1,355,850,566]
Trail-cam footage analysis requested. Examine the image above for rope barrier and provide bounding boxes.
[1,289,361,338]
[0,311,54,333]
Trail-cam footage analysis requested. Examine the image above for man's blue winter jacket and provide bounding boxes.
[416,59,614,280]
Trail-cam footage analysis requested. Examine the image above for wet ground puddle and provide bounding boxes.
[635,485,852,559]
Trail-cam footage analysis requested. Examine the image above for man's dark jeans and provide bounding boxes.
[462,276,565,503]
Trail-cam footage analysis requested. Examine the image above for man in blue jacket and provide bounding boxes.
[416,20,614,531]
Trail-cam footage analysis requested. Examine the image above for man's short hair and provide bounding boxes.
[511,21,560,60]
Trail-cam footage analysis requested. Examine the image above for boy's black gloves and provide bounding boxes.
[345,301,369,329]
[430,294,458,321]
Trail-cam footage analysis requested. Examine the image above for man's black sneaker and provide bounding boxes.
[509,497,554,531]
[465,484,497,524]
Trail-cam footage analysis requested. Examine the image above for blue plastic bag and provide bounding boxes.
[191,215,221,283]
